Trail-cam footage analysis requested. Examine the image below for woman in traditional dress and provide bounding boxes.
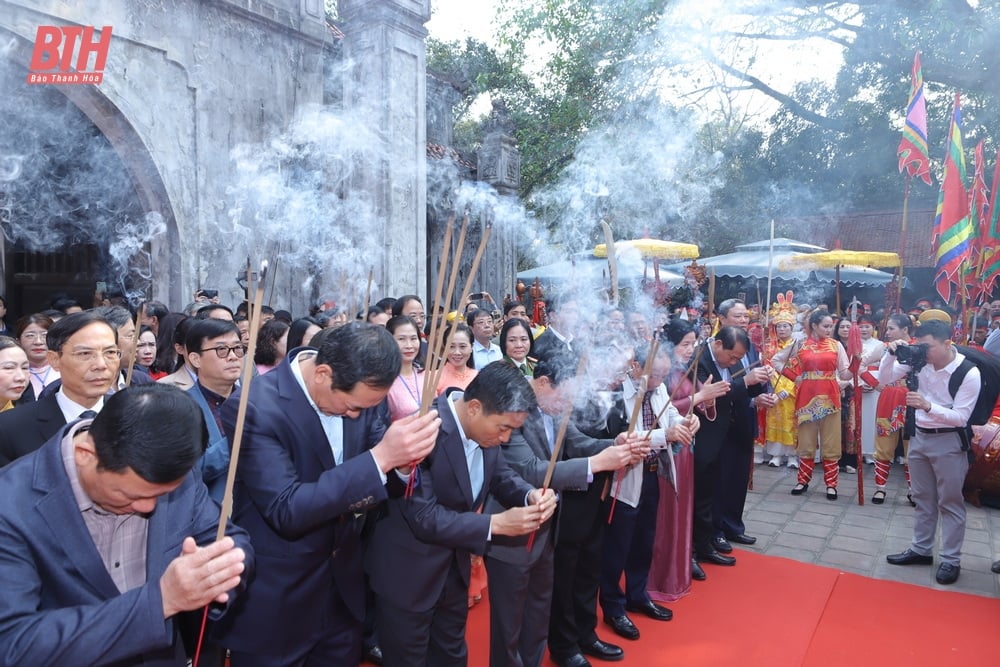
[857,314,886,465]
[763,293,799,468]
[773,309,854,500]
[0,337,30,412]
[385,315,425,422]
[648,319,728,595]
[16,313,58,402]
[833,317,858,473]
[871,313,913,505]
[499,317,535,377]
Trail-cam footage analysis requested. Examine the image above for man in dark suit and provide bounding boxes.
[711,300,775,553]
[366,362,558,667]
[693,326,768,566]
[532,294,579,363]
[212,323,440,666]
[486,357,640,667]
[0,311,120,467]
[0,384,252,666]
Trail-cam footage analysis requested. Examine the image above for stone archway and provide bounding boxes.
[0,30,180,314]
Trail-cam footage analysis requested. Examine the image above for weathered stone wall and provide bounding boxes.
[1,0,328,311]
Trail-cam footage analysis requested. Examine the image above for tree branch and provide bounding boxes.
[709,57,846,133]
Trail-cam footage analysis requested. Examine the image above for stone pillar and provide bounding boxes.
[339,0,430,300]
[477,100,521,307]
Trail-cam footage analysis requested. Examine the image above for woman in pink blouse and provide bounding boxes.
[435,322,478,397]
[385,315,425,422]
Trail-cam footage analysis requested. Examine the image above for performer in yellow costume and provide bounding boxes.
[763,293,799,468]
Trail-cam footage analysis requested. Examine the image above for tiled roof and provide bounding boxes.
[785,209,937,268]
[427,142,476,170]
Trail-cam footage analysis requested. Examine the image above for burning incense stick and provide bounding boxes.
[644,341,706,442]
[729,359,762,381]
[526,351,590,550]
[425,220,492,404]
[215,260,268,541]
[420,214,468,414]
[123,303,144,388]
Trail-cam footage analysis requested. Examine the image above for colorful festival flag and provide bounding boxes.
[931,93,971,303]
[965,141,990,300]
[897,52,932,185]
[981,147,1000,292]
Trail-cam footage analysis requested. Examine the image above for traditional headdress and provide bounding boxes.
[769,291,797,326]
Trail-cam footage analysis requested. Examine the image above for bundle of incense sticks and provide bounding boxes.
[608,336,661,523]
[406,214,493,497]
[644,340,707,442]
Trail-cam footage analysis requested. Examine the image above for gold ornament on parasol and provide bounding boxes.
[778,250,901,315]
[593,238,700,261]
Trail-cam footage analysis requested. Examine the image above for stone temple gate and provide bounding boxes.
[0,0,519,316]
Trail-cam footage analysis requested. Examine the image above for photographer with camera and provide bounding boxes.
[879,319,981,585]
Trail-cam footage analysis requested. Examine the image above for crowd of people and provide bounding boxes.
[1,286,999,667]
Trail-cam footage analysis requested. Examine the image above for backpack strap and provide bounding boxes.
[947,358,975,456]
[948,358,974,400]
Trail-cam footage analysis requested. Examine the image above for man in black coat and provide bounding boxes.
[0,311,119,467]
[693,326,769,565]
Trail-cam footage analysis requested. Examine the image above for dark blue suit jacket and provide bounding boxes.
[185,383,229,502]
[0,426,253,666]
[366,395,534,611]
[211,350,396,655]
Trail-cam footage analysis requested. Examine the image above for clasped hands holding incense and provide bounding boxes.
[490,488,558,536]
[369,409,441,475]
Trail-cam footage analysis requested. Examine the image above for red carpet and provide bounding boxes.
[456,551,1000,666]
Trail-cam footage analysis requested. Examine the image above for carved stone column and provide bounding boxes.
[339,0,431,300]
[477,100,521,305]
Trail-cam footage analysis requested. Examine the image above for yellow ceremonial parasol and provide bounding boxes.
[593,238,700,261]
[779,250,901,314]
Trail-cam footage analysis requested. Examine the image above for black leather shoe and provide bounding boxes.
[696,549,736,566]
[552,653,592,667]
[691,559,707,580]
[992,560,1000,574]
[604,614,639,640]
[790,482,809,495]
[712,535,733,553]
[580,639,625,661]
[886,548,933,566]
[362,646,383,666]
[727,533,757,545]
[626,600,673,621]
[936,562,961,585]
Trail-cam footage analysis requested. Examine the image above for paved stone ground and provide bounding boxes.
[736,460,1000,598]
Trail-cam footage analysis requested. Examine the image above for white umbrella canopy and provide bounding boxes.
[667,238,896,287]
[517,252,684,286]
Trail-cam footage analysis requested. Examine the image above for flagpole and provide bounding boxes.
[897,176,910,311]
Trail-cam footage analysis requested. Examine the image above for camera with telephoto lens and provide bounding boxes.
[896,342,929,439]
[895,342,928,372]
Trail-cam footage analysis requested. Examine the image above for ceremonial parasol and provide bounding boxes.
[779,250,901,314]
[593,238,700,261]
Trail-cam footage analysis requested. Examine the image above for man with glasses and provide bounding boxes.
[184,318,245,501]
[0,311,120,466]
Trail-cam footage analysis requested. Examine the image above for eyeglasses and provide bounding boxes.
[21,332,47,341]
[198,344,247,359]
[68,349,122,364]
